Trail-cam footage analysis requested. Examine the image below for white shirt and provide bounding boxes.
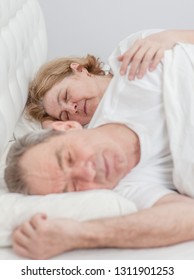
[88,30,176,209]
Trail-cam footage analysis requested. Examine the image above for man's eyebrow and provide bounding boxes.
[55,149,63,170]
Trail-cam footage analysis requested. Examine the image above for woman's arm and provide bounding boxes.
[118,30,194,80]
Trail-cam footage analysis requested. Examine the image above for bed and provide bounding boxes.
[1,0,194,260]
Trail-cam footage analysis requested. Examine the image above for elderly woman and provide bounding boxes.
[26,29,194,127]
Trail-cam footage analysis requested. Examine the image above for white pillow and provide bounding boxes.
[0,0,47,158]
[0,190,137,247]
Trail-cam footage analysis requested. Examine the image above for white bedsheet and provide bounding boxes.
[164,43,194,197]
[1,241,194,260]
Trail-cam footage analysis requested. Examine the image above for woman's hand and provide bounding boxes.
[118,30,177,80]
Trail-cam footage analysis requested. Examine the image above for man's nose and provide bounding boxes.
[63,102,77,114]
[70,161,96,182]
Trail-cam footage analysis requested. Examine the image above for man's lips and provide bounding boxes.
[84,100,87,115]
[103,155,109,179]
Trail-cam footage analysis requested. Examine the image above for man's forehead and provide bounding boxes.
[21,140,64,175]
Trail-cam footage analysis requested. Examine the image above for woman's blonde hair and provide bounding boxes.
[27,54,105,122]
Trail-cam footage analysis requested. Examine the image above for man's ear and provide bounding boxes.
[51,121,83,131]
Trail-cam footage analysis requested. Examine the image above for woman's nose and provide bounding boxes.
[63,102,77,114]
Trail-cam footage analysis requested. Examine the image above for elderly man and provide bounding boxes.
[4,120,194,259]
[4,34,194,259]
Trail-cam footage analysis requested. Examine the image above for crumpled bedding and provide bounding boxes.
[163,43,194,197]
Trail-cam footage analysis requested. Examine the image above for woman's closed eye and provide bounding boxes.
[65,90,69,102]
[63,90,71,120]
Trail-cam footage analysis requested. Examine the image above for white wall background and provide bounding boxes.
[39,0,193,63]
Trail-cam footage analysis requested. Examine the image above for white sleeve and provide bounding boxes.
[114,181,176,210]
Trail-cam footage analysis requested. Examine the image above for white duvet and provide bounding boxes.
[163,43,194,197]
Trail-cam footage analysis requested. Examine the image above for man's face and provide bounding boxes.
[43,67,104,126]
[20,129,129,195]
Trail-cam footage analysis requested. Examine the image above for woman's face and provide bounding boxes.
[42,65,105,126]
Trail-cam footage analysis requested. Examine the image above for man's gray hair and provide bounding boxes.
[4,129,65,194]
